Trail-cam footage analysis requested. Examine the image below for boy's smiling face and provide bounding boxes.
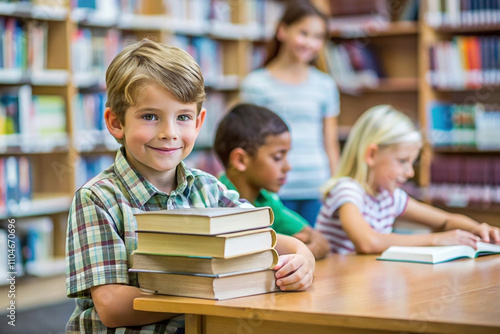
[106,83,205,191]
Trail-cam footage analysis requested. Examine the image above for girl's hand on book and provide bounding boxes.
[474,223,500,244]
[431,229,480,249]
[273,254,314,291]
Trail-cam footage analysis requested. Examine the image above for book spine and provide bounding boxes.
[429,153,500,207]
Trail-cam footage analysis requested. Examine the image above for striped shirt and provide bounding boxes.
[240,67,340,200]
[65,148,247,334]
[316,178,409,254]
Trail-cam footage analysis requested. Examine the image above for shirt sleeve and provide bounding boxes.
[323,76,340,118]
[66,188,130,298]
[322,179,365,217]
[261,191,307,235]
[240,72,268,107]
[393,188,410,216]
[215,179,254,208]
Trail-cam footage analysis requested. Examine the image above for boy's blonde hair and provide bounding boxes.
[322,105,422,197]
[105,39,206,126]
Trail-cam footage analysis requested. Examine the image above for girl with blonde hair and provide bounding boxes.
[316,105,500,254]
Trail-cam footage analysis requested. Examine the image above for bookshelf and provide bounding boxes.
[418,0,500,225]
[322,0,420,155]
[317,0,500,226]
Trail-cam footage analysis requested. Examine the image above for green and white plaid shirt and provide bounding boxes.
[66,148,247,333]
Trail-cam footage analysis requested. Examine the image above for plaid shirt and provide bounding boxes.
[65,148,247,333]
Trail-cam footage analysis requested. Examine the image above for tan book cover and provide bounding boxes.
[134,206,274,235]
[131,268,280,300]
[135,227,277,258]
[131,248,279,275]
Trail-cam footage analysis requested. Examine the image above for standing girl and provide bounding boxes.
[240,0,340,226]
[316,105,500,254]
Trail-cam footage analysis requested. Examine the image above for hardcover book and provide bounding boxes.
[130,268,280,300]
[135,227,277,258]
[131,248,279,275]
[134,206,274,235]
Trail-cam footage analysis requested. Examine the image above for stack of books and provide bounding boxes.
[130,206,280,300]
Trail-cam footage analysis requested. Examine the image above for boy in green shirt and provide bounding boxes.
[214,103,329,259]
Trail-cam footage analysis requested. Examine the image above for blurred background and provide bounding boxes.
[1,0,500,332]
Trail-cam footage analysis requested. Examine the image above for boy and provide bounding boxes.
[65,40,315,333]
[214,103,330,259]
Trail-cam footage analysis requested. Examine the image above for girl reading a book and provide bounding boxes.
[316,105,500,254]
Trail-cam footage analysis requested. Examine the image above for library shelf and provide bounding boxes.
[432,147,500,154]
[324,1,419,157]
[433,24,500,34]
[361,77,419,93]
[0,194,71,220]
[418,0,500,219]
[330,20,419,38]
[0,1,67,21]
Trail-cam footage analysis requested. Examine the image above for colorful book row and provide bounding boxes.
[72,0,284,39]
[71,92,119,151]
[426,0,500,27]
[428,35,500,89]
[0,216,62,282]
[429,155,500,207]
[0,156,32,217]
[325,40,382,93]
[427,101,500,149]
[0,85,67,152]
[76,154,114,188]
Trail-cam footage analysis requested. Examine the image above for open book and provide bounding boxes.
[377,241,500,264]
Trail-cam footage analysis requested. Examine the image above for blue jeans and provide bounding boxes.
[282,199,322,227]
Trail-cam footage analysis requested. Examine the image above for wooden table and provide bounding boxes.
[134,254,500,333]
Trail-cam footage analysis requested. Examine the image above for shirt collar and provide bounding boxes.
[219,172,265,203]
[113,148,195,208]
[219,173,236,191]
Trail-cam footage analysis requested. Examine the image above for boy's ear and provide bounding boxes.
[195,108,206,133]
[228,148,250,172]
[365,143,379,167]
[104,108,124,140]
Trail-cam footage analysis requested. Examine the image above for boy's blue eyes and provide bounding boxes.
[178,114,191,121]
[142,114,158,121]
[141,114,192,121]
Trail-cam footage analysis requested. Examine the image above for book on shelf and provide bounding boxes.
[131,248,278,276]
[428,154,500,207]
[130,268,279,300]
[0,159,6,216]
[377,241,500,264]
[425,0,500,27]
[134,206,274,235]
[427,101,478,147]
[135,227,277,258]
[428,36,500,90]
[4,155,33,214]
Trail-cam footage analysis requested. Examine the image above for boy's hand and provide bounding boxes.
[273,254,313,291]
[431,229,480,249]
[474,223,500,244]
